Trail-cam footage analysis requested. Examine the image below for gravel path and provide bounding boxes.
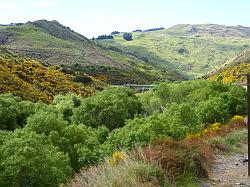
[203,146,250,187]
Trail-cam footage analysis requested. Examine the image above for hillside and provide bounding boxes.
[0,48,102,103]
[209,49,250,83]
[0,20,186,84]
[101,24,250,78]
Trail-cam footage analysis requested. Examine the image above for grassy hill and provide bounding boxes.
[0,20,186,84]
[209,49,250,83]
[101,24,250,78]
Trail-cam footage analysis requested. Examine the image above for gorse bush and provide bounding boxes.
[0,52,94,103]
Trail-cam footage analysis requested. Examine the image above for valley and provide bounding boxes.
[0,18,250,187]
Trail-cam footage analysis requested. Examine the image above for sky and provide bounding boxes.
[0,0,250,38]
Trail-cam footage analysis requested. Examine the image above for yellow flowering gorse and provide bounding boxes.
[108,151,124,166]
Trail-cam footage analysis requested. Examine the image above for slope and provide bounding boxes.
[0,20,186,84]
[209,49,250,83]
[0,48,101,103]
[101,24,250,78]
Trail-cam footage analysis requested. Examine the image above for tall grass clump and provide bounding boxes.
[69,151,166,187]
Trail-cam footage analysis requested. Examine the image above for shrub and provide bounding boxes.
[26,107,68,135]
[138,90,162,115]
[107,102,202,150]
[0,129,72,186]
[231,115,245,125]
[53,94,82,121]
[73,87,143,130]
[196,97,230,124]
[0,94,20,130]
[0,94,38,130]
[49,124,105,171]
[142,138,212,184]
[219,86,246,117]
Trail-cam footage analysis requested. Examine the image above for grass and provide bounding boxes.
[69,137,212,187]
[69,151,167,187]
[101,24,250,78]
[209,129,247,154]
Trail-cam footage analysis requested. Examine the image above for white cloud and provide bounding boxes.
[33,0,55,8]
[0,2,18,9]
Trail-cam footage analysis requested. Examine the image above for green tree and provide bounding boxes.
[123,32,133,41]
[49,124,105,171]
[0,129,72,187]
[196,97,230,124]
[0,94,20,130]
[26,107,68,135]
[73,87,143,130]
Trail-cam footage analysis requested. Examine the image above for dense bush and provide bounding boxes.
[26,107,68,135]
[0,129,72,186]
[107,81,246,150]
[73,87,143,130]
[0,53,93,103]
[0,94,38,130]
[106,103,202,150]
[0,94,20,130]
[0,80,247,185]
[49,124,109,171]
[138,91,162,115]
[196,97,230,124]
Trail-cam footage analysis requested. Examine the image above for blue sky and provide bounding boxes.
[0,0,249,38]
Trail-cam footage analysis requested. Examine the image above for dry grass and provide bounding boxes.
[140,139,213,184]
[69,150,165,187]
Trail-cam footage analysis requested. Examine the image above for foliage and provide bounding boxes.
[49,124,106,171]
[230,115,245,125]
[0,51,94,103]
[107,81,246,150]
[0,94,20,131]
[123,32,133,41]
[73,87,143,130]
[106,102,202,150]
[138,91,162,115]
[111,31,120,35]
[95,34,113,40]
[0,80,247,185]
[143,27,165,32]
[0,129,72,187]
[196,97,230,124]
[209,63,250,83]
[26,107,68,135]
[0,94,38,131]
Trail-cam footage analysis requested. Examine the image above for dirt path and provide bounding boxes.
[203,145,250,186]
